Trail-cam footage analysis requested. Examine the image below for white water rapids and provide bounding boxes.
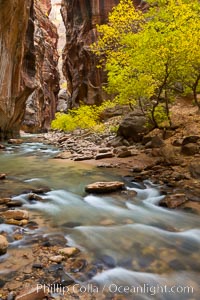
[0,141,199,299]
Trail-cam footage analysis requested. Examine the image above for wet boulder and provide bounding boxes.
[0,235,8,255]
[59,247,80,257]
[159,194,188,208]
[1,209,29,221]
[85,181,125,193]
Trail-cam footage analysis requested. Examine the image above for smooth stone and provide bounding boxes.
[85,181,125,193]
[58,247,80,257]
[5,219,28,226]
[0,235,8,255]
[49,255,64,263]
[1,209,29,220]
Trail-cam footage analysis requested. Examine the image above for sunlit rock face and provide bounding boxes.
[0,0,35,139]
[22,0,60,133]
[61,0,142,108]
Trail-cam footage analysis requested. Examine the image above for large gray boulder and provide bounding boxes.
[117,111,153,142]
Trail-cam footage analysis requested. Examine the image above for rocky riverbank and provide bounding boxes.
[1,100,200,299]
[41,98,200,215]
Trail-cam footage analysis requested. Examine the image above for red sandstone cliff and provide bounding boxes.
[0,0,35,139]
[22,0,60,133]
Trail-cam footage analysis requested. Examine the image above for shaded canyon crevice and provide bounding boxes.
[61,0,143,108]
[22,0,60,133]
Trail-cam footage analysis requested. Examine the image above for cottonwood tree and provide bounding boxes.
[92,0,200,127]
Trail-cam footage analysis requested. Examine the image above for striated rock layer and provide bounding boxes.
[22,0,60,133]
[0,0,35,139]
[61,0,143,108]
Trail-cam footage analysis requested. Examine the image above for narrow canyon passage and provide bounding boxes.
[0,1,200,299]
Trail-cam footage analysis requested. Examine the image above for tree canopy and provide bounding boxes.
[92,0,200,127]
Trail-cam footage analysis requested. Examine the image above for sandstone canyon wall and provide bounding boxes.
[22,0,60,133]
[61,0,143,108]
[0,0,35,139]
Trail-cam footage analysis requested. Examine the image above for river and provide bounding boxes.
[0,139,199,299]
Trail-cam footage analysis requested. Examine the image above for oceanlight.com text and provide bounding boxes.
[37,283,194,296]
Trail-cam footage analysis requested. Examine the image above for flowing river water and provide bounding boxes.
[0,139,200,299]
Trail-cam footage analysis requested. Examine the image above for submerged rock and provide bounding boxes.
[85,181,125,193]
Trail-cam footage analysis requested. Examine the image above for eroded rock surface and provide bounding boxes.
[0,0,35,139]
[22,0,60,133]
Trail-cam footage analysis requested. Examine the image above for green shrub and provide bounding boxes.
[51,105,100,132]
